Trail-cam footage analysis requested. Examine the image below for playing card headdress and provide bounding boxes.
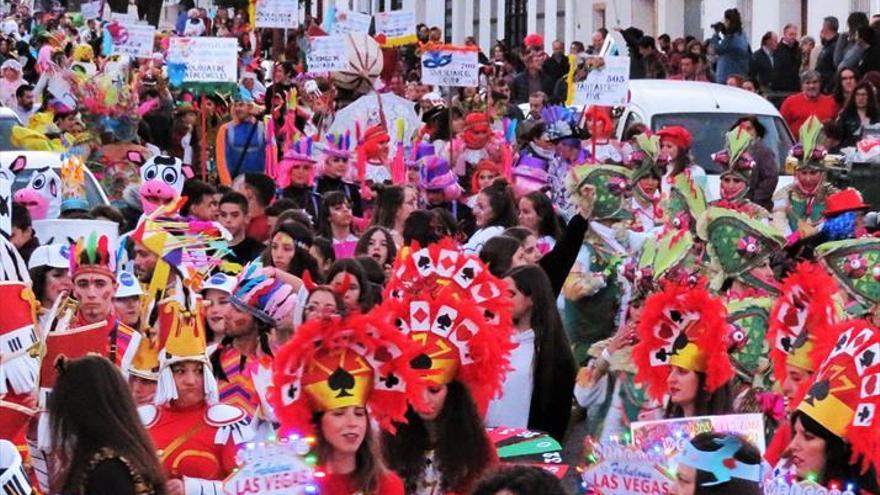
[633,280,734,402]
[712,125,756,187]
[767,263,840,387]
[796,319,880,473]
[270,313,422,436]
[382,238,514,413]
[153,298,219,405]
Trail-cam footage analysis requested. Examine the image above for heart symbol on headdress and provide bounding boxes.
[375,346,393,362]
[456,325,474,341]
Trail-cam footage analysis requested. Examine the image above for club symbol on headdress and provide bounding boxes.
[380,373,400,388]
[861,349,876,369]
[328,367,355,398]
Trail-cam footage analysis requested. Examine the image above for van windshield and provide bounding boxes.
[651,113,794,174]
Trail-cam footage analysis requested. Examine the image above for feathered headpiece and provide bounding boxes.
[382,239,514,413]
[786,115,830,171]
[712,125,755,186]
[231,261,298,328]
[767,263,840,386]
[797,319,880,473]
[69,231,115,279]
[271,313,423,436]
[277,135,316,188]
[322,132,352,160]
[540,105,579,143]
[633,280,734,402]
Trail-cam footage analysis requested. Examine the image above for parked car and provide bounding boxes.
[614,80,795,200]
[4,151,109,208]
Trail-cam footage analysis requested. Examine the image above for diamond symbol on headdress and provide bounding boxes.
[440,255,456,271]
[413,308,429,324]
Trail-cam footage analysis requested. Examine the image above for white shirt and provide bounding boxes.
[462,225,504,255]
[486,329,536,429]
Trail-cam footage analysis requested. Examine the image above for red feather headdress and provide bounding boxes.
[633,280,734,402]
[270,312,423,436]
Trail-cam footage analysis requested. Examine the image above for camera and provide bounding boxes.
[711,22,726,34]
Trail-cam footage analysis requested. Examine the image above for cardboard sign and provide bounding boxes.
[306,35,348,73]
[331,9,371,35]
[581,442,674,495]
[421,49,479,87]
[572,55,630,107]
[112,23,155,59]
[81,0,102,20]
[374,10,417,46]
[765,479,856,495]
[255,0,299,29]
[631,413,766,457]
[223,440,315,495]
[168,37,238,83]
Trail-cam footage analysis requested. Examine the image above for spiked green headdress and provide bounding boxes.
[817,238,880,311]
[662,172,707,231]
[697,207,785,290]
[726,296,773,388]
[713,125,755,184]
[570,165,633,220]
[786,115,830,171]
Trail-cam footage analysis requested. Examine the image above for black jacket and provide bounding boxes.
[816,35,839,92]
[281,184,321,226]
[527,323,577,442]
[745,139,779,211]
[542,53,570,83]
[751,48,774,91]
[772,41,802,93]
[539,214,589,297]
[315,176,364,218]
[511,71,556,104]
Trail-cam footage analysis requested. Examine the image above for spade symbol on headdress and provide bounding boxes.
[411,353,432,370]
[436,314,453,330]
[836,334,848,351]
[861,349,876,369]
[287,384,298,398]
[461,267,475,281]
[672,332,689,354]
[792,330,809,350]
[803,379,830,406]
[417,256,431,270]
[780,336,793,352]
[328,367,355,398]
[669,310,683,324]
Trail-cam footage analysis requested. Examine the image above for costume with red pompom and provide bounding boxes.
[358,124,392,185]
[633,280,735,405]
[763,262,841,465]
[270,313,418,495]
[451,113,506,195]
[657,125,707,196]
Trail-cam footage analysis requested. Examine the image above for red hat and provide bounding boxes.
[524,33,544,49]
[360,124,390,146]
[823,187,871,217]
[657,126,693,150]
[463,113,491,132]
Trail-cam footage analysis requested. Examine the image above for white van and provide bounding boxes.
[614,80,795,200]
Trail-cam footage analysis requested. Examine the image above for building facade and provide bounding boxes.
[311,0,880,54]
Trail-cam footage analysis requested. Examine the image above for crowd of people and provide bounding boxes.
[0,1,879,495]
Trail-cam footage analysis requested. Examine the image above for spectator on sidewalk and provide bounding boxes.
[751,31,777,92]
[835,12,869,70]
[835,80,880,148]
[817,16,840,92]
[780,70,839,135]
[772,24,802,93]
[667,53,708,81]
[511,51,554,105]
[800,36,817,73]
[710,8,751,85]
[586,29,606,55]
[637,36,668,79]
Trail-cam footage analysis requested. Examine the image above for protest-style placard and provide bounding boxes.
[421,48,479,87]
[168,37,238,83]
[81,1,102,20]
[580,442,674,495]
[374,10,417,46]
[331,9,372,35]
[572,55,631,107]
[306,35,348,73]
[112,23,156,59]
[255,0,299,29]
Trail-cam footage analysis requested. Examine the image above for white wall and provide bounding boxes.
[657,0,685,38]
[700,0,736,40]
[805,0,850,39]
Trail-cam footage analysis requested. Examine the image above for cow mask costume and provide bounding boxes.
[129,152,192,214]
[14,167,62,220]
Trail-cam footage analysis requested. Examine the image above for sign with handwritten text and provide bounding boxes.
[306,36,348,73]
[255,0,299,28]
[421,49,479,87]
[573,55,630,107]
[168,37,238,83]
